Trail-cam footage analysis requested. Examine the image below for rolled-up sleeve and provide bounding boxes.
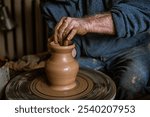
[111,0,150,38]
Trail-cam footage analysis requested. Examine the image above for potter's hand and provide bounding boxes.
[54,17,89,45]
[47,35,54,48]
[54,13,115,45]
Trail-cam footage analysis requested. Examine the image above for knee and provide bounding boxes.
[77,57,105,70]
[117,64,149,100]
[119,71,148,93]
[110,59,150,99]
[114,67,149,99]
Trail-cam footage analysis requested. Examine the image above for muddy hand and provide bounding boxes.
[54,17,90,45]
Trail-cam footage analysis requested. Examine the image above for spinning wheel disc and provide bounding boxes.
[5,68,116,100]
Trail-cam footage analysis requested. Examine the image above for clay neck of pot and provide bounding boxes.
[49,42,75,54]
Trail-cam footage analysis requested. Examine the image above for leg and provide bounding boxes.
[107,44,150,99]
[77,57,106,70]
[73,32,150,59]
[73,32,150,73]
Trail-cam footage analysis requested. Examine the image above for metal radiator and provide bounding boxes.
[0,0,48,60]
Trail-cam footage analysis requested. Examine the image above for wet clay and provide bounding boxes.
[45,42,79,91]
[5,68,116,100]
[5,42,116,100]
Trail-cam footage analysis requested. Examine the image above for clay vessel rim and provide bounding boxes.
[49,41,75,50]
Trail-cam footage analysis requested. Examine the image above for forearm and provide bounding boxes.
[85,13,116,35]
[53,13,116,45]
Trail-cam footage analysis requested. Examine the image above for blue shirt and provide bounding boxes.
[41,0,150,58]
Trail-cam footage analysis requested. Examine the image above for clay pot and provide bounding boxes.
[45,42,79,91]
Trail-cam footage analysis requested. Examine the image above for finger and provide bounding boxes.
[62,21,73,38]
[47,35,54,47]
[63,25,73,39]
[58,19,69,41]
[54,31,58,44]
[47,36,53,51]
[48,35,54,43]
[54,27,59,44]
[55,17,67,31]
[66,28,77,41]
[54,17,66,44]
[62,19,75,41]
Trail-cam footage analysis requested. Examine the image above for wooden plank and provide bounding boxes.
[4,0,15,59]
[24,0,33,54]
[1,0,48,59]
[14,0,24,58]
[35,0,44,53]
[0,33,6,57]
[35,0,49,53]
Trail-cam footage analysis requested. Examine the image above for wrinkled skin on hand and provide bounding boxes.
[51,13,115,46]
[54,17,90,45]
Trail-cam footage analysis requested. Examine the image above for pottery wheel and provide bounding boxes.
[5,68,116,100]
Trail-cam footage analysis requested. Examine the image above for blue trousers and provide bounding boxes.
[41,1,150,99]
[77,43,150,99]
[74,33,150,99]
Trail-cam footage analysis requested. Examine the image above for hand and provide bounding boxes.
[47,35,54,48]
[54,17,89,45]
[53,13,115,45]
